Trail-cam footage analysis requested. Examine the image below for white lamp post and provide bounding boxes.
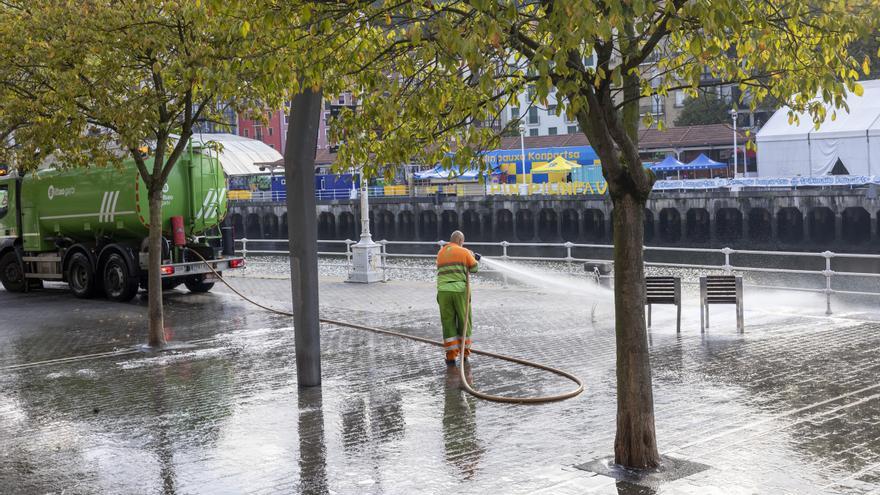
[519,124,527,195]
[347,166,383,283]
[730,108,739,178]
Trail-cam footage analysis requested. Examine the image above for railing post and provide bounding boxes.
[380,240,389,282]
[345,239,354,274]
[564,241,574,273]
[241,238,248,259]
[500,240,509,287]
[721,247,734,275]
[822,250,834,315]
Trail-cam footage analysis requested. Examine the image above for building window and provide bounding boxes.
[527,85,536,100]
[675,90,686,107]
[527,107,539,125]
[243,129,249,138]
[268,127,273,137]
[529,128,539,137]
[511,107,519,120]
[256,127,262,140]
[284,115,288,124]
[548,127,557,136]
[567,125,579,134]
[338,95,345,104]
[547,104,557,115]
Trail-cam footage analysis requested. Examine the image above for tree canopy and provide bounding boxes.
[673,94,734,127]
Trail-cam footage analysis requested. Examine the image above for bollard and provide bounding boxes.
[822,251,834,315]
[241,238,248,259]
[721,247,734,275]
[584,261,612,288]
[564,242,574,274]
[500,241,510,287]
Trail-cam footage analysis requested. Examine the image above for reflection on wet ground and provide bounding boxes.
[1,275,879,494]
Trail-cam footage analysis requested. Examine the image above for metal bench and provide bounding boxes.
[700,275,744,332]
[645,276,681,332]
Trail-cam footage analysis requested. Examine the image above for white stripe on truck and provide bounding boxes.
[98,191,109,222]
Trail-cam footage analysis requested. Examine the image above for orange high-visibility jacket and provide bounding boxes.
[436,243,478,292]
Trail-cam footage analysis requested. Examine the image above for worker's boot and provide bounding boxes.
[445,358,456,366]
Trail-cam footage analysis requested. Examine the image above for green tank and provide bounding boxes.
[14,152,226,252]
[0,150,243,301]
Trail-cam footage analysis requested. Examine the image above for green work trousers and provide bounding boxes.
[437,290,473,360]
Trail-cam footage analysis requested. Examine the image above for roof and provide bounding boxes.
[256,123,745,169]
[757,79,880,142]
[188,133,283,176]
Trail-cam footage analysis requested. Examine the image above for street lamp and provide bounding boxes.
[730,108,739,178]
[347,165,383,283]
[518,124,527,193]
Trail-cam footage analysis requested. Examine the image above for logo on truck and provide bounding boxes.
[196,188,224,220]
[99,191,121,222]
[47,185,75,200]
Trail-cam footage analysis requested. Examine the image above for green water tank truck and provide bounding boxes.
[0,151,244,301]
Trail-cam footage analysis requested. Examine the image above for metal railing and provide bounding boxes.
[233,238,880,315]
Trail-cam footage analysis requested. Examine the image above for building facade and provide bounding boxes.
[237,109,285,152]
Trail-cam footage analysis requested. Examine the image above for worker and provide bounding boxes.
[436,230,481,366]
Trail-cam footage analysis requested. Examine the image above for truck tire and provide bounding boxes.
[0,252,26,293]
[102,253,139,302]
[185,275,215,293]
[67,252,99,298]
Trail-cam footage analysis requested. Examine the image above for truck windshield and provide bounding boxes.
[0,185,7,219]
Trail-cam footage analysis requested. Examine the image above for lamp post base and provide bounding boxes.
[347,238,384,283]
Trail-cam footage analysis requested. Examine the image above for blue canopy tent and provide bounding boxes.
[651,153,728,179]
[686,153,726,170]
[650,155,687,171]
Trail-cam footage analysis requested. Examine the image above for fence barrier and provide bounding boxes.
[233,238,880,315]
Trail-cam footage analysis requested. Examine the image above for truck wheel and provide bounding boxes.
[185,275,215,293]
[102,253,139,302]
[0,252,26,293]
[67,252,99,298]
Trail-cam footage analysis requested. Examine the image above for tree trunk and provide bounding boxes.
[147,184,166,348]
[612,190,660,468]
[284,87,323,387]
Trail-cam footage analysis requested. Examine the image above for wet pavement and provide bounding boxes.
[1,267,880,494]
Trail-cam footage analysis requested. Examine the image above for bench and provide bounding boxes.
[645,276,681,332]
[700,275,744,332]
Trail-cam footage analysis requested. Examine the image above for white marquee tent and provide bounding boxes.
[756,79,880,177]
[185,133,283,176]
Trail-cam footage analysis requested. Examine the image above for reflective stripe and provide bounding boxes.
[437,261,468,268]
[108,191,120,222]
[98,191,109,222]
[444,344,460,350]
[443,336,460,343]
